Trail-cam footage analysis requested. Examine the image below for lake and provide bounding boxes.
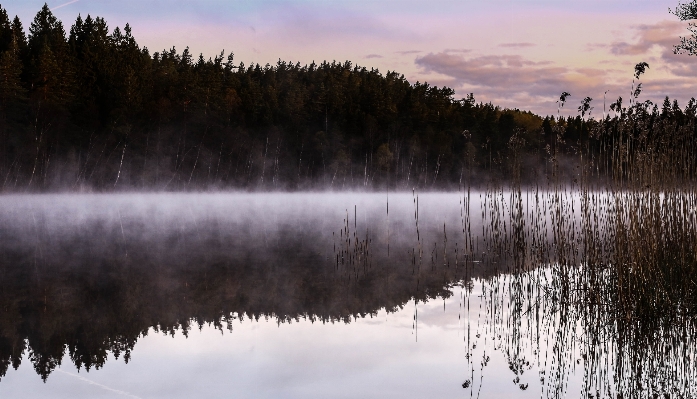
[0,191,694,398]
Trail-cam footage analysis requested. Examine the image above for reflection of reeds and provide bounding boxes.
[459,89,697,397]
[333,206,373,282]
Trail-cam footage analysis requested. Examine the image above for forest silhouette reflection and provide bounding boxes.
[0,193,474,382]
[0,191,696,398]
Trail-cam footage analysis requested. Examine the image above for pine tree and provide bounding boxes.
[0,6,11,53]
[0,8,27,191]
[10,16,28,74]
[27,3,73,104]
[0,28,25,103]
[0,8,21,102]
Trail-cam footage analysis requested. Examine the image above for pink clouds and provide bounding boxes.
[610,20,684,56]
[607,20,697,103]
[611,20,697,78]
[414,52,613,114]
[415,53,567,87]
[412,18,697,115]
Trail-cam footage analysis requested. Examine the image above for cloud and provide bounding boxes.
[414,52,618,114]
[443,48,471,54]
[610,20,684,58]
[272,5,420,43]
[395,50,422,55]
[411,20,697,114]
[585,43,609,52]
[365,54,383,59]
[643,77,697,103]
[609,20,697,80]
[415,52,570,89]
[499,42,536,48]
[575,68,609,78]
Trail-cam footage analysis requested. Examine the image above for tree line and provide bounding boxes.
[0,4,552,191]
[0,4,695,191]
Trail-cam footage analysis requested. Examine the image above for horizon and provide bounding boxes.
[3,0,696,116]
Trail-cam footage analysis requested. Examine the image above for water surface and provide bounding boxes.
[0,191,694,398]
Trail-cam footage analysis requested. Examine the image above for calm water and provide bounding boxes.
[0,192,693,398]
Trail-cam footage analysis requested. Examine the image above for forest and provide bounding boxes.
[0,4,695,190]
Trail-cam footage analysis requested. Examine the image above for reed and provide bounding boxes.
[450,62,697,397]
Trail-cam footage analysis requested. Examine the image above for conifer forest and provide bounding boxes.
[1,4,693,191]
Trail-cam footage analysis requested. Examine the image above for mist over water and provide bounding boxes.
[0,192,477,276]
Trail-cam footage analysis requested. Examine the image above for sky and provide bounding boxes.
[4,0,696,116]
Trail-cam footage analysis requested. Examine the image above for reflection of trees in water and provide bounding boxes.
[0,219,471,381]
[1,187,697,396]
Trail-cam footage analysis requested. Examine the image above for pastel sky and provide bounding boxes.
[4,0,697,115]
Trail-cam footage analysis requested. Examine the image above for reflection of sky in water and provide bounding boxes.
[0,289,582,398]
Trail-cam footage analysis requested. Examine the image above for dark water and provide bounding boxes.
[0,192,694,398]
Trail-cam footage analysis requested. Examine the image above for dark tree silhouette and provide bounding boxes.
[0,4,693,191]
[672,0,697,55]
